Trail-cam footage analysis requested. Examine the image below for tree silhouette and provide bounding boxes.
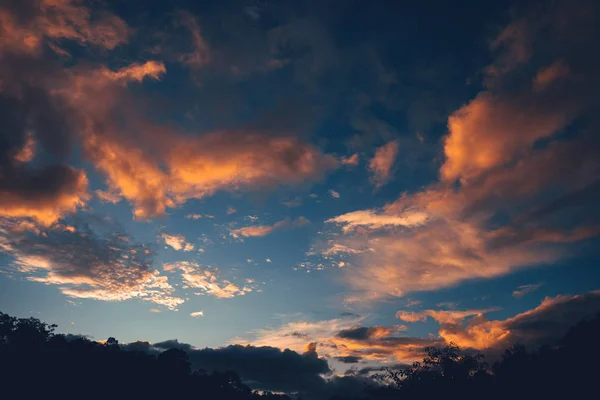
[2,310,600,399]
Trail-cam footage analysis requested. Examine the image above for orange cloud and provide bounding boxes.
[103,61,166,83]
[533,60,570,91]
[326,208,428,233]
[13,133,37,163]
[230,217,309,239]
[398,291,600,352]
[369,140,398,188]
[0,167,89,226]
[315,2,600,303]
[84,127,337,219]
[341,153,359,166]
[325,189,596,301]
[441,92,571,184]
[164,261,256,299]
[240,316,437,366]
[0,0,129,56]
[0,219,183,309]
[161,233,194,252]
[177,10,211,69]
[513,283,543,298]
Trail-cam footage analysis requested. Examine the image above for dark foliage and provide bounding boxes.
[2,311,600,400]
[362,313,600,400]
[0,311,289,400]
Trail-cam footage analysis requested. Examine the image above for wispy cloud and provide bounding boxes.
[369,140,398,188]
[513,283,544,298]
[230,217,309,239]
[164,261,256,299]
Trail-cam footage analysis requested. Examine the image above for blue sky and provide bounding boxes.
[1,0,600,377]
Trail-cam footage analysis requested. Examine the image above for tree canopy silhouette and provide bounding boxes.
[2,310,600,399]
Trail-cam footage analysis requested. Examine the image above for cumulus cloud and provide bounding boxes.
[164,261,255,298]
[230,217,309,239]
[161,233,194,252]
[369,140,398,188]
[329,189,340,199]
[190,311,204,318]
[316,1,600,302]
[240,316,436,367]
[0,217,184,309]
[86,128,338,220]
[1,0,339,223]
[398,290,600,353]
[123,340,331,394]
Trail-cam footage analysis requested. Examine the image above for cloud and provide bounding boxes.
[336,356,362,364]
[87,128,338,220]
[0,165,89,225]
[227,207,237,215]
[0,1,339,223]
[369,140,398,188]
[513,283,544,298]
[326,208,428,233]
[0,217,184,309]
[164,261,255,299]
[160,233,194,252]
[398,290,600,353]
[0,0,135,225]
[341,153,359,166]
[397,308,499,325]
[13,133,36,163]
[230,217,309,239]
[337,326,396,340]
[103,61,166,83]
[329,189,340,199]
[190,311,204,318]
[240,316,436,367]
[0,0,130,56]
[177,10,211,69]
[533,60,570,91]
[130,341,330,394]
[314,2,600,302]
[95,190,122,204]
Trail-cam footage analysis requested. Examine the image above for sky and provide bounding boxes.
[1,0,600,392]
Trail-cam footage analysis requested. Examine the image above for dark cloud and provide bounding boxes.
[337,327,376,340]
[337,326,392,341]
[335,355,362,364]
[121,341,331,395]
[339,311,360,318]
[119,341,156,354]
[0,216,183,309]
[153,339,194,352]
[186,345,330,393]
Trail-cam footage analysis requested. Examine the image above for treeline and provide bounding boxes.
[351,313,600,400]
[2,311,600,399]
[0,311,289,399]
